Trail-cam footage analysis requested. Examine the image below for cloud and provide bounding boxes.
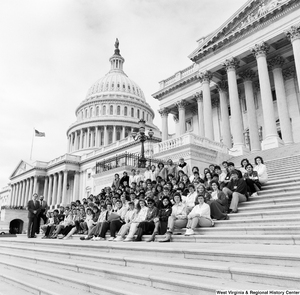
[0,0,248,188]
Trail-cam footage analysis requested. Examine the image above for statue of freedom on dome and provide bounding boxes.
[115,38,119,49]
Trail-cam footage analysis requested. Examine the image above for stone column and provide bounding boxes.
[74,131,78,150]
[112,125,116,143]
[73,171,80,202]
[176,100,188,136]
[122,126,126,139]
[269,56,294,145]
[10,184,15,206]
[194,92,205,137]
[216,81,232,148]
[70,133,73,152]
[86,128,90,148]
[16,181,22,206]
[20,180,26,207]
[104,126,108,146]
[33,176,38,195]
[43,176,49,200]
[158,108,169,141]
[52,173,58,206]
[173,115,180,137]
[57,172,63,205]
[14,183,19,206]
[25,178,30,205]
[285,25,300,92]
[61,170,68,205]
[239,69,261,151]
[90,129,94,147]
[95,127,99,147]
[79,129,83,150]
[199,71,214,140]
[222,57,246,154]
[47,175,53,205]
[250,42,281,149]
[29,177,34,200]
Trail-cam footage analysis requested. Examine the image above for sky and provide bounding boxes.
[0,0,248,188]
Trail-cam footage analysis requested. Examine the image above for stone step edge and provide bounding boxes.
[0,277,34,295]
[237,203,300,212]
[0,249,298,289]
[222,209,300,218]
[1,242,300,268]
[214,216,300,225]
[0,257,219,294]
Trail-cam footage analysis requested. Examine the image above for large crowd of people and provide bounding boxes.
[27,156,268,242]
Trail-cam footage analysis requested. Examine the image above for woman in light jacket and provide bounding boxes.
[254,156,268,184]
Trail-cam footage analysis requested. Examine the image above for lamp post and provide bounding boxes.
[132,119,154,168]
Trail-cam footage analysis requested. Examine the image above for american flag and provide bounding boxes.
[35,129,45,137]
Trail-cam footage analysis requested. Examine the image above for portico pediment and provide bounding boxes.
[10,160,34,179]
[189,0,294,62]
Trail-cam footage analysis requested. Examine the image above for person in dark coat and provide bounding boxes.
[27,193,41,238]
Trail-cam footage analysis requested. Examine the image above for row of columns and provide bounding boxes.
[158,24,300,151]
[10,170,81,208]
[68,126,134,152]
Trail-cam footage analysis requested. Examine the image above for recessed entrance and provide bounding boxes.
[9,219,24,234]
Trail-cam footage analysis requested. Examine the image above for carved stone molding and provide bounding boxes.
[173,115,179,122]
[239,69,256,82]
[216,80,228,92]
[285,24,300,42]
[176,99,188,110]
[283,66,296,80]
[250,41,270,58]
[211,97,220,108]
[268,56,285,70]
[198,71,212,83]
[253,81,261,92]
[222,57,240,71]
[158,108,169,117]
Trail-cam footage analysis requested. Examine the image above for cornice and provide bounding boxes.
[152,72,199,100]
[191,0,299,63]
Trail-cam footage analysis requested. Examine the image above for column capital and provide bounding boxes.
[198,70,212,84]
[222,57,240,72]
[282,66,296,80]
[75,171,80,175]
[250,41,270,58]
[193,91,203,102]
[216,80,228,92]
[239,69,256,82]
[158,108,169,117]
[268,56,285,70]
[176,99,188,110]
[211,97,220,108]
[285,24,300,42]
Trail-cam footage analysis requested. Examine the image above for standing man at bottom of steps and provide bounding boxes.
[222,170,248,214]
[27,193,41,238]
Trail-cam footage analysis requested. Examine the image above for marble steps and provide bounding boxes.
[0,252,276,295]
[0,256,190,295]
[220,208,300,220]
[237,202,300,214]
[0,279,33,295]
[261,177,300,188]
[0,244,297,290]
[251,188,300,198]
[238,194,300,207]
[267,171,300,180]
[1,240,299,268]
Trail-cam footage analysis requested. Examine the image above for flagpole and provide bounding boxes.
[30,128,35,160]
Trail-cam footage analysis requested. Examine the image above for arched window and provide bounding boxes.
[124,106,128,116]
[96,106,99,116]
[117,106,120,115]
[131,108,134,117]
[103,105,106,115]
[81,111,84,120]
[142,111,145,119]
[90,107,93,117]
[137,109,140,119]
[146,113,149,121]
[85,109,88,118]
[110,105,113,115]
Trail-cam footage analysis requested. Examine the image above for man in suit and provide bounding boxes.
[27,193,41,238]
[36,195,48,234]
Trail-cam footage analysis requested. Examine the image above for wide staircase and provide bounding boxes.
[0,146,300,294]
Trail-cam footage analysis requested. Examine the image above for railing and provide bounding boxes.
[47,154,81,167]
[153,133,228,154]
[95,152,167,174]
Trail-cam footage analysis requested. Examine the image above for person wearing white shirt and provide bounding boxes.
[254,156,268,184]
[182,184,197,214]
[184,195,214,236]
[135,169,144,185]
[129,169,138,186]
[144,166,152,181]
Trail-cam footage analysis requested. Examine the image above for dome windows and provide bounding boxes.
[96,106,99,116]
[117,106,120,115]
[137,109,140,119]
[110,105,113,115]
[103,105,106,115]
[124,106,128,116]
[131,107,134,117]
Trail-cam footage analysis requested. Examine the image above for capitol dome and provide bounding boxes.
[66,39,160,155]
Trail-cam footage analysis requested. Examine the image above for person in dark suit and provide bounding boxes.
[27,193,41,238]
[36,195,48,234]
